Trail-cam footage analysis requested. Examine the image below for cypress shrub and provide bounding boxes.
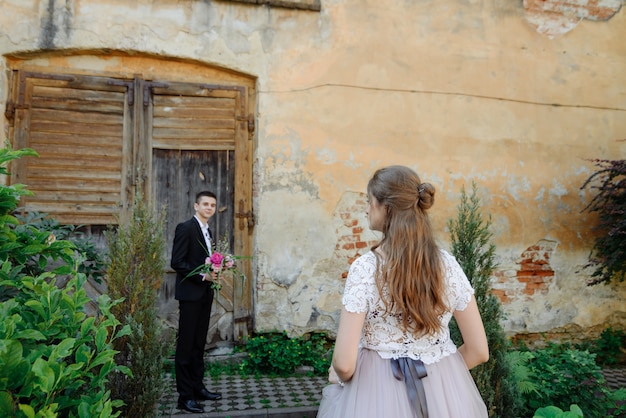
[447,182,521,418]
[105,193,173,417]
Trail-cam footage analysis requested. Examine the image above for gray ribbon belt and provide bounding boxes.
[390,357,429,418]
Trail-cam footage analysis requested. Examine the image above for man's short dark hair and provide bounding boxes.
[196,191,217,203]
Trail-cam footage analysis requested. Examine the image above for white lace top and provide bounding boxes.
[342,250,474,364]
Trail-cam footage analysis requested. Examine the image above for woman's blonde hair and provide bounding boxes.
[367,165,446,336]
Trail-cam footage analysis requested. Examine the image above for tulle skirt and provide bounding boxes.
[317,348,488,418]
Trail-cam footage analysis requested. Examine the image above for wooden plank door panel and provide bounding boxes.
[153,149,235,345]
[11,72,133,225]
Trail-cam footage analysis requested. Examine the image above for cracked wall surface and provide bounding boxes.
[1,0,625,343]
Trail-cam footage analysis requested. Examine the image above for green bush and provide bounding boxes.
[237,331,331,377]
[591,327,626,366]
[520,344,610,418]
[0,144,131,417]
[447,182,522,417]
[607,388,626,417]
[13,212,106,284]
[0,268,130,417]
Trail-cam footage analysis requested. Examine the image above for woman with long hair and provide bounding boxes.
[318,165,489,418]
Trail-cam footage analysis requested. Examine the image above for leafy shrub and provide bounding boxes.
[237,331,331,377]
[447,182,522,417]
[0,144,131,417]
[520,344,609,418]
[607,388,626,418]
[590,327,626,366]
[13,211,106,283]
[0,268,130,417]
[580,156,626,285]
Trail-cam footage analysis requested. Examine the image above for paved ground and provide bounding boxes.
[157,364,626,418]
[158,373,326,417]
[603,367,626,391]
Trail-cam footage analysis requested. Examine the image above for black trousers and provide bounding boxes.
[175,290,214,401]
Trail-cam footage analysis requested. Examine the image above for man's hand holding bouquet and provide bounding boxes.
[185,235,246,298]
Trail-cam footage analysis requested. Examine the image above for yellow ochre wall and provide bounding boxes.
[1,0,625,343]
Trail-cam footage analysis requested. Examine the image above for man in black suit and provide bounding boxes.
[171,190,222,414]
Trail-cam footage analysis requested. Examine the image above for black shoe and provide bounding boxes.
[195,388,222,401]
[177,399,204,413]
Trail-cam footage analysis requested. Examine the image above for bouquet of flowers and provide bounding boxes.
[202,251,236,292]
[186,235,246,297]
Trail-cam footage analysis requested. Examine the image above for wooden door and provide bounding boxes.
[8,71,255,345]
[146,80,254,345]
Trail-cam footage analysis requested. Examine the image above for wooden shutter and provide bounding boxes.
[149,82,242,151]
[11,72,133,225]
[148,81,253,339]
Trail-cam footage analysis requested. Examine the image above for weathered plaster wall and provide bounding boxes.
[1,0,625,343]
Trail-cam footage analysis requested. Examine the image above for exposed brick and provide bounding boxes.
[526,282,549,290]
[343,219,357,227]
[352,226,364,234]
[519,261,550,271]
[524,0,622,37]
[524,0,621,21]
[491,289,511,304]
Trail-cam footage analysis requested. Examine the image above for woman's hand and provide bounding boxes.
[328,365,339,384]
[327,365,344,386]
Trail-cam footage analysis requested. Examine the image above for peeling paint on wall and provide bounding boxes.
[524,0,622,37]
[493,239,557,303]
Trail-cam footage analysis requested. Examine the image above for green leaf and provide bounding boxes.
[0,391,14,417]
[14,329,46,341]
[23,300,45,319]
[30,358,55,393]
[22,244,46,255]
[89,351,116,371]
[534,406,562,418]
[49,338,76,362]
[75,344,93,365]
[17,403,35,418]
[79,317,95,339]
[568,404,583,416]
[0,339,23,370]
[77,401,90,418]
[51,264,73,275]
[95,327,107,351]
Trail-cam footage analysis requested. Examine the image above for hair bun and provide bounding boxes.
[417,182,435,210]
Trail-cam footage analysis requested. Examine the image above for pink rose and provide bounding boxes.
[205,257,212,265]
[225,257,235,268]
[210,252,225,266]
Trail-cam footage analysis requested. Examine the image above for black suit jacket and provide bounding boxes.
[171,217,213,301]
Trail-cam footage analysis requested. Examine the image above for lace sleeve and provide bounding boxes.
[442,250,474,312]
[342,252,377,313]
